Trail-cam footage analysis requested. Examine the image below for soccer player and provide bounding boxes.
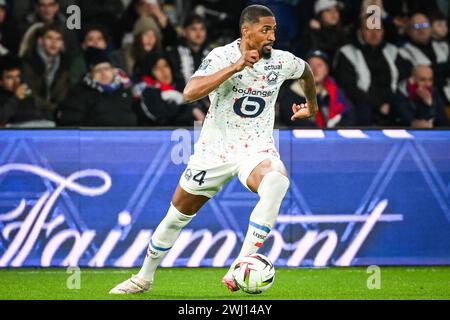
[109,4,318,294]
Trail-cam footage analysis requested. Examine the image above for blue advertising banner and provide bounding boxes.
[0,129,449,267]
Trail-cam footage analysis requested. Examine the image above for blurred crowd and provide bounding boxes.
[0,0,449,129]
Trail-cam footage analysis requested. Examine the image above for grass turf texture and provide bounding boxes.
[0,267,449,300]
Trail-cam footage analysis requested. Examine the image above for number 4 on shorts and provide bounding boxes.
[193,170,206,186]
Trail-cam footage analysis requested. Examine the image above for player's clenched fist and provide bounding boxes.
[233,50,260,72]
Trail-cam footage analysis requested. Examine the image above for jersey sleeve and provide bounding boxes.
[285,53,306,80]
[192,48,226,77]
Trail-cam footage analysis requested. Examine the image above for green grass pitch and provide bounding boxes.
[0,267,449,300]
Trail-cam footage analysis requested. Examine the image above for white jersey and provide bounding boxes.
[190,39,306,165]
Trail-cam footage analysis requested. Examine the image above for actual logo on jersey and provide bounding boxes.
[267,71,279,85]
[264,64,282,71]
[198,59,211,71]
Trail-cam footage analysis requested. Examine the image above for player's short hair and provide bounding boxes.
[239,5,274,29]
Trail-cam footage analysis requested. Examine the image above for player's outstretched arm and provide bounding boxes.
[183,50,260,103]
[291,63,319,121]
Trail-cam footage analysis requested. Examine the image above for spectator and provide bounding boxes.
[58,48,137,126]
[399,13,450,106]
[0,0,7,56]
[167,15,210,88]
[132,52,205,126]
[17,0,80,60]
[334,14,407,126]
[0,0,19,55]
[299,0,349,61]
[115,0,177,49]
[391,65,449,128]
[111,16,163,78]
[12,0,76,22]
[69,25,110,87]
[0,54,55,127]
[375,1,442,45]
[22,23,69,120]
[430,12,448,42]
[279,49,352,128]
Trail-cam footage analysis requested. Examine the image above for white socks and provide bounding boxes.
[137,203,195,281]
[226,171,290,277]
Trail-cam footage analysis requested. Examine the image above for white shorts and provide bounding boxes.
[179,152,281,198]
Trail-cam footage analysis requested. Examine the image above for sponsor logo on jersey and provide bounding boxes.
[264,64,282,71]
[232,86,275,97]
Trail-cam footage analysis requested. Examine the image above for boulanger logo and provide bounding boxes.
[232,86,275,98]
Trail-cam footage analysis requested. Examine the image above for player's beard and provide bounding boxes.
[261,47,272,59]
[260,42,274,59]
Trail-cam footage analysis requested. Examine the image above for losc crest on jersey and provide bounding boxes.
[267,71,278,85]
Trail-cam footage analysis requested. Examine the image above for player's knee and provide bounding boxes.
[258,171,290,199]
[171,185,208,215]
[269,158,288,175]
[170,201,198,216]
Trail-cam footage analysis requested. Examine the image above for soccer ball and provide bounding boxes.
[231,253,275,294]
